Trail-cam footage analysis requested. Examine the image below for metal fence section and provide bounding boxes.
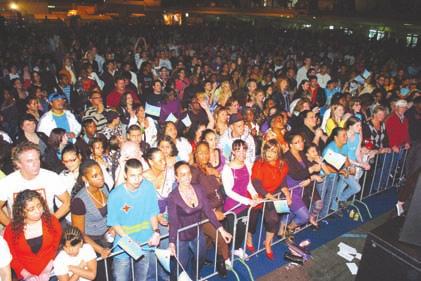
[94,147,409,281]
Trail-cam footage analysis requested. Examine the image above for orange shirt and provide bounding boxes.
[252,159,288,194]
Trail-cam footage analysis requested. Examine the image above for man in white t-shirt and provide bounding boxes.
[0,142,70,226]
[0,236,11,281]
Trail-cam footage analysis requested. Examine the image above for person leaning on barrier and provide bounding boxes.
[250,139,289,260]
[221,139,261,260]
[281,133,324,236]
[107,158,160,281]
[168,161,232,280]
[191,141,231,276]
[322,128,362,215]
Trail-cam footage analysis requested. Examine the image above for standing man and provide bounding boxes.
[107,159,160,281]
[0,142,70,225]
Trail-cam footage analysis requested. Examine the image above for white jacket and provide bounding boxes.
[221,162,258,206]
[37,110,82,137]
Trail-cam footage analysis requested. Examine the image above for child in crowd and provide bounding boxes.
[54,226,97,281]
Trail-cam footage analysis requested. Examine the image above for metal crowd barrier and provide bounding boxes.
[94,148,409,281]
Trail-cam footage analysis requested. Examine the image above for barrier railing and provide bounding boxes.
[93,147,409,281]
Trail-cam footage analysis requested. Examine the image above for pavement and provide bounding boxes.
[258,212,392,281]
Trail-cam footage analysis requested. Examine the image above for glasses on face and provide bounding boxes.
[63,157,78,164]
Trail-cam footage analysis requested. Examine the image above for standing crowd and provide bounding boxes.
[0,20,420,281]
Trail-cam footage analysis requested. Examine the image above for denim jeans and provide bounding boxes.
[112,250,157,281]
[281,206,310,226]
[175,233,206,280]
[157,224,170,281]
[334,175,361,209]
[316,174,338,218]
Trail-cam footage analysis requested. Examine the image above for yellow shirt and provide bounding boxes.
[325,118,345,136]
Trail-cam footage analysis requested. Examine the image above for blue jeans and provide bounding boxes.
[316,174,338,218]
[157,224,170,281]
[334,175,361,209]
[176,233,206,280]
[281,206,309,226]
[113,250,157,281]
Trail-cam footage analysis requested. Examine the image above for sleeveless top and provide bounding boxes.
[74,187,109,237]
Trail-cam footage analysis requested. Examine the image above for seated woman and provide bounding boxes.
[168,161,232,280]
[4,189,62,281]
[251,139,289,260]
[222,139,260,260]
[191,141,231,276]
[71,160,112,281]
[54,226,97,281]
[43,128,68,174]
[282,133,324,235]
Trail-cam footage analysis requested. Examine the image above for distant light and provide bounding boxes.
[48,5,56,9]
[9,2,18,10]
[312,16,316,20]
[185,13,189,17]
[403,23,412,26]
[67,9,78,17]
[329,25,334,30]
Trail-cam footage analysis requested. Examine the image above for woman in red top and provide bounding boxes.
[4,189,62,281]
[251,139,289,260]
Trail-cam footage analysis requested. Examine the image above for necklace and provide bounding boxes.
[179,185,198,208]
[86,188,106,207]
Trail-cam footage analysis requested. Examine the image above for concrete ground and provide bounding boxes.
[258,212,391,281]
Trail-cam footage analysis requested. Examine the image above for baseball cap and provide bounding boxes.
[48,92,66,103]
[229,113,244,125]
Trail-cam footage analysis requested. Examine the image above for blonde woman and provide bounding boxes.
[325,104,350,136]
[211,81,232,107]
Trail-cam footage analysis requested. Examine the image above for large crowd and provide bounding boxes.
[0,19,420,281]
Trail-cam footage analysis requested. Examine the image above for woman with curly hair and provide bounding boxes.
[3,189,62,281]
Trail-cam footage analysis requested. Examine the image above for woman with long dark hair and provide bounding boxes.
[42,128,68,173]
[4,189,62,280]
[282,133,324,234]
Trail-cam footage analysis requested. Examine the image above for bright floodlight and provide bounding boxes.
[10,2,18,10]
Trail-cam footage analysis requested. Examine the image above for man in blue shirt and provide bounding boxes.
[107,159,160,281]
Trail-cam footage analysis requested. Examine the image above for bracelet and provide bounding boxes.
[153,228,161,234]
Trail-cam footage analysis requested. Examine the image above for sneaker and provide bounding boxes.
[233,248,249,260]
[396,203,404,216]
[225,259,233,270]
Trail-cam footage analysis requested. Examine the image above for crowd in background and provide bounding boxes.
[0,19,420,281]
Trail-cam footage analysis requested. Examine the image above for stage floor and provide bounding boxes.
[259,213,391,281]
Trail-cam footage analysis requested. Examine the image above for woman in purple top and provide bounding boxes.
[168,161,232,280]
[282,133,324,235]
[221,139,260,260]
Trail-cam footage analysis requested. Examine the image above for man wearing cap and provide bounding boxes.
[218,113,256,163]
[37,92,81,139]
[385,99,411,153]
